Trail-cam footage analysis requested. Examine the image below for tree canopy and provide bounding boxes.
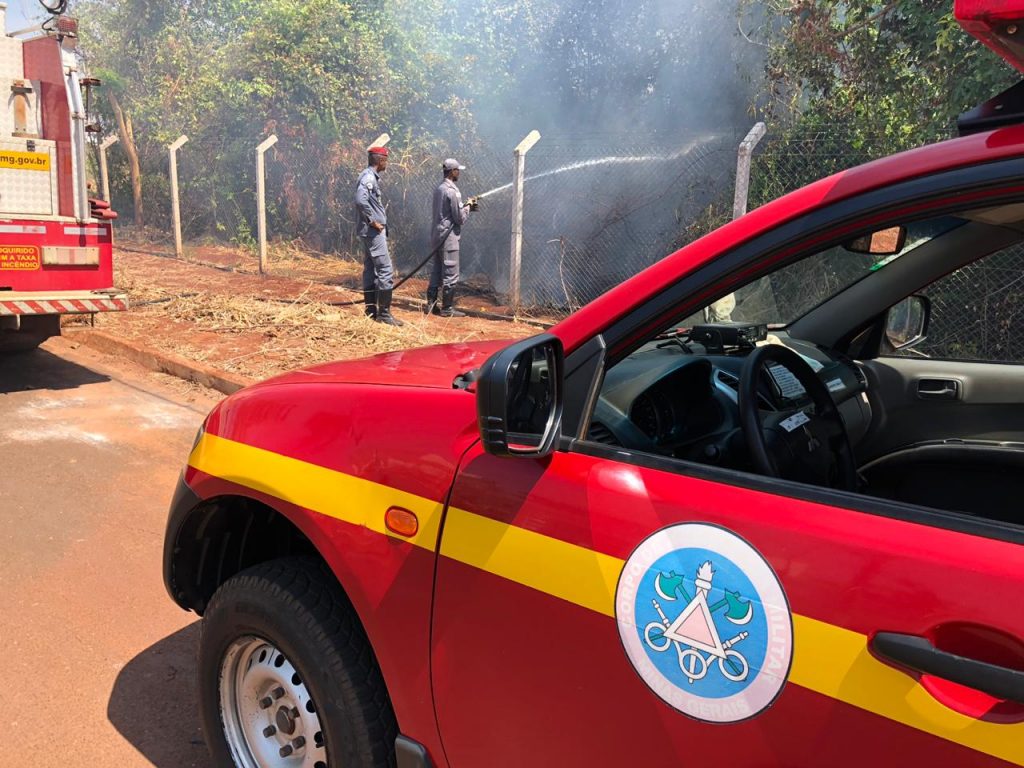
[74,0,1023,243]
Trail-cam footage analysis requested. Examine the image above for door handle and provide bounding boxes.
[916,378,960,400]
[871,632,1024,704]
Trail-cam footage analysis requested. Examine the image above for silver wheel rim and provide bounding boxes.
[219,636,329,768]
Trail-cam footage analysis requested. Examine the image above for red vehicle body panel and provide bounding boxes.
[0,221,113,292]
[187,382,487,760]
[263,340,509,389]
[957,0,1024,72]
[431,447,1022,766]
[176,124,1024,767]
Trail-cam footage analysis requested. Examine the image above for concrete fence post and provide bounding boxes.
[708,122,767,323]
[99,135,118,203]
[168,135,189,259]
[256,134,279,274]
[732,122,767,220]
[368,133,390,151]
[510,130,541,310]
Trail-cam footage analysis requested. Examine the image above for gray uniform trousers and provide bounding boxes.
[361,232,394,292]
[429,178,467,291]
[354,166,394,293]
[429,240,459,290]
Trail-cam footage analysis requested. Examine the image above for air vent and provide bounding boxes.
[587,421,619,445]
[716,368,775,410]
[717,370,739,390]
[835,352,868,390]
[850,362,868,389]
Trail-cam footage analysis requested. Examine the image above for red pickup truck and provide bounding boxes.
[164,3,1024,766]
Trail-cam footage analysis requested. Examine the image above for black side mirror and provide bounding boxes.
[885,295,930,350]
[477,334,564,457]
[844,225,908,256]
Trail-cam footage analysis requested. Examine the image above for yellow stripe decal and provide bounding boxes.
[190,434,1024,765]
[189,433,444,550]
[439,504,623,618]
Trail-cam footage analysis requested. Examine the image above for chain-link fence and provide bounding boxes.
[513,133,737,310]
[902,243,1024,363]
[101,127,742,315]
[104,120,1024,365]
[262,132,739,312]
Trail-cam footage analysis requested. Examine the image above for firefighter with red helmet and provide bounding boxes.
[355,146,403,326]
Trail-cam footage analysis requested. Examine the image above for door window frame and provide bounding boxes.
[558,157,1024,547]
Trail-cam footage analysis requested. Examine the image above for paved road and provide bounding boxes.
[0,338,221,767]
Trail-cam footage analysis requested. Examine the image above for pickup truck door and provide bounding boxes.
[430,441,1024,767]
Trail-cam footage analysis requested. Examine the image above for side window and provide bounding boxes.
[891,243,1024,363]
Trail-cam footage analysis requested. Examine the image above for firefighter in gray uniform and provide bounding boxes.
[354,146,402,326]
[427,158,477,316]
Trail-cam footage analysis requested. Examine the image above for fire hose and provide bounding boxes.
[333,197,479,307]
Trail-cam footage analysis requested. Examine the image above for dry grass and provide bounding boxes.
[264,240,362,282]
[101,247,534,382]
[134,286,484,378]
[114,262,175,303]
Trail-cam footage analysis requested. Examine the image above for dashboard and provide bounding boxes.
[587,333,871,470]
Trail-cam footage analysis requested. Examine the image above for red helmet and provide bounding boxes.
[368,146,389,157]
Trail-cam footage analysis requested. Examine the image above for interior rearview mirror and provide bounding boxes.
[844,225,907,256]
[477,334,564,457]
[885,295,930,350]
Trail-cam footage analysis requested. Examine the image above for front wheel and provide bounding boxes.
[198,557,397,767]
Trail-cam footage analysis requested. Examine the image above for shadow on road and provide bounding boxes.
[108,621,212,768]
[0,347,109,394]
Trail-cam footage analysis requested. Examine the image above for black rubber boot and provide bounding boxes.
[439,286,465,318]
[375,289,404,326]
[424,288,439,315]
[363,288,377,319]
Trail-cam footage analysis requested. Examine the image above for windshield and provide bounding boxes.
[706,216,966,327]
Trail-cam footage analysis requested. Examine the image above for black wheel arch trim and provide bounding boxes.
[163,471,204,611]
[163,475,324,614]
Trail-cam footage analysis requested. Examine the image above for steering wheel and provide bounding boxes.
[738,345,858,491]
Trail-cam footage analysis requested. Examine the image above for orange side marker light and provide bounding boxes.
[385,506,419,537]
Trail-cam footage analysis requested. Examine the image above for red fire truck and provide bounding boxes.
[0,2,125,353]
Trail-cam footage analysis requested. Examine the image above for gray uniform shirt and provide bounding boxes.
[431,177,467,249]
[354,167,386,238]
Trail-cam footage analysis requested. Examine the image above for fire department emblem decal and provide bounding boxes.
[615,523,793,723]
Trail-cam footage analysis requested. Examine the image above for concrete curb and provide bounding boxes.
[65,328,254,395]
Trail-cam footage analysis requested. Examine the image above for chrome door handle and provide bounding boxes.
[871,632,1024,704]
[917,378,960,400]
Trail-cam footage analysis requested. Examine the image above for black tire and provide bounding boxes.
[198,557,397,767]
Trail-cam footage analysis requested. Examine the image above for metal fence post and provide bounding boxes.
[168,135,189,258]
[732,122,767,220]
[256,134,279,274]
[510,130,541,309]
[99,135,118,203]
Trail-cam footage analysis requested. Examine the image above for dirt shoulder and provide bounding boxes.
[75,247,538,383]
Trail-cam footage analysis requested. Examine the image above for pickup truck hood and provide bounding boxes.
[258,339,512,389]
